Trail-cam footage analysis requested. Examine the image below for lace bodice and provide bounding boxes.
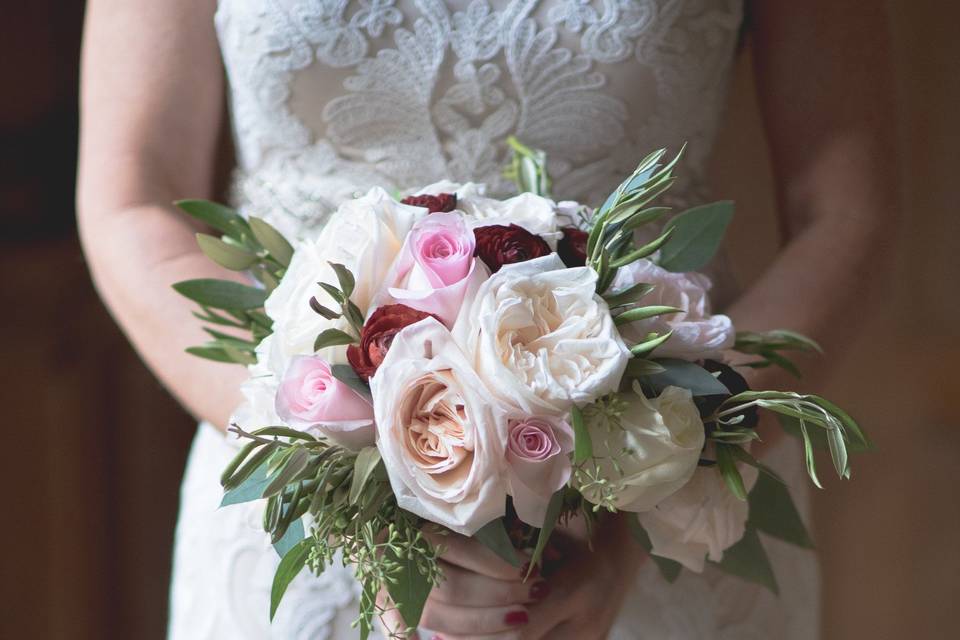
[215,0,744,239]
[167,3,821,639]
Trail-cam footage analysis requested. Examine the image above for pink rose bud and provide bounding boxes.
[275,355,375,449]
[505,416,574,527]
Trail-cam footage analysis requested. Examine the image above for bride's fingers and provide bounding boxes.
[425,529,528,581]
[420,599,530,636]
[375,589,413,639]
[432,561,547,607]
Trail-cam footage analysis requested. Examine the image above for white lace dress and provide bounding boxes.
[168,1,820,638]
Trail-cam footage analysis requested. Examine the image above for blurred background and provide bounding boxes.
[0,2,956,639]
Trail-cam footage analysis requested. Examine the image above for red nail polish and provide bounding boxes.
[505,610,529,626]
[530,580,550,601]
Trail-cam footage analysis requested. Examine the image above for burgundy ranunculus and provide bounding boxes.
[557,226,588,267]
[400,192,457,213]
[473,224,551,273]
[347,304,438,381]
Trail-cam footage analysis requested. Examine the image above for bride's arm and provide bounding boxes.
[729,0,899,443]
[77,0,246,429]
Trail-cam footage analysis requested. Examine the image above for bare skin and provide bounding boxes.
[77,0,898,638]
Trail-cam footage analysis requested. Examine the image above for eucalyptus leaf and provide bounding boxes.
[614,305,683,326]
[185,346,237,364]
[173,279,268,310]
[747,472,814,549]
[603,282,656,308]
[474,518,521,568]
[349,447,382,505]
[658,201,734,272]
[270,539,312,620]
[196,233,258,270]
[629,330,674,358]
[329,262,356,299]
[221,456,274,506]
[710,527,779,595]
[640,358,729,396]
[273,518,305,558]
[623,358,667,377]
[263,447,310,498]
[627,515,682,583]
[249,216,295,267]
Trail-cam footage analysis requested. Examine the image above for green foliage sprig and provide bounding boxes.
[172,200,295,364]
[733,330,823,378]
[221,425,443,639]
[502,136,551,197]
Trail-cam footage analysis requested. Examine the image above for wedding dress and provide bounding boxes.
[168,1,820,638]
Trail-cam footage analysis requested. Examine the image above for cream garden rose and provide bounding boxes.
[638,462,759,572]
[453,254,630,416]
[611,259,734,360]
[370,317,508,535]
[575,384,705,512]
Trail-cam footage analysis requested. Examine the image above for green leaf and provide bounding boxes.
[175,199,249,239]
[173,279,268,310]
[710,527,779,595]
[609,226,675,268]
[385,545,433,629]
[623,358,667,377]
[249,216,294,267]
[473,518,521,568]
[641,358,730,396]
[603,282,656,308]
[330,364,373,403]
[221,456,274,506]
[614,305,683,326]
[527,490,564,578]
[748,472,814,549]
[798,419,823,489]
[715,445,747,501]
[627,515,683,583]
[273,518,305,558]
[313,328,357,351]
[349,447,382,505]
[629,330,674,358]
[262,447,310,498]
[658,201,734,272]
[270,539,312,620]
[328,262,356,299]
[571,405,592,464]
[318,282,345,305]
[196,233,258,270]
[185,346,239,364]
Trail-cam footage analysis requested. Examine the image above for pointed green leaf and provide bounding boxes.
[604,282,656,308]
[715,445,748,501]
[273,518,305,558]
[328,262,356,299]
[527,490,564,578]
[349,447,382,505]
[175,199,249,238]
[474,518,521,568]
[629,330,674,358]
[270,539,312,620]
[658,201,734,272]
[571,405,592,464]
[747,472,814,549]
[185,346,238,364]
[385,545,433,628]
[623,358,667,377]
[249,216,294,267]
[330,364,373,402]
[710,527,779,594]
[262,447,310,498]
[173,278,268,310]
[640,358,730,396]
[313,328,357,351]
[614,305,683,326]
[221,454,275,506]
[196,233,258,270]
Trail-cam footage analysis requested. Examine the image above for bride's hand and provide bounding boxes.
[520,513,645,640]
[378,529,548,639]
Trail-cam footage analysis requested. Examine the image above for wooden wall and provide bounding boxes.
[0,2,956,639]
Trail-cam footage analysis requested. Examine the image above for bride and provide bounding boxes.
[76,1,897,638]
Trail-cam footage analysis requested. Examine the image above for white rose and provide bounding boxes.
[264,187,425,366]
[638,463,759,572]
[611,259,734,360]
[576,384,705,512]
[370,317,508,535]
[453,254,630,416]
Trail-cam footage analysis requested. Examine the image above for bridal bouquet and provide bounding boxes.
[172,141,869,637]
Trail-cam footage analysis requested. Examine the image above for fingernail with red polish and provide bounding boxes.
[505,610,529,626]
[530,580,550,601]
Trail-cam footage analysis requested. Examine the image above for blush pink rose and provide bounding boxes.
[275,355,375,450]
[375,213,488,326]
[505,416,574,527]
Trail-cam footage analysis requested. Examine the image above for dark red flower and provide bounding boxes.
[400,192,458,213]
[557,226,588,267]
[473,224,551,273]
[347,304,438,381]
